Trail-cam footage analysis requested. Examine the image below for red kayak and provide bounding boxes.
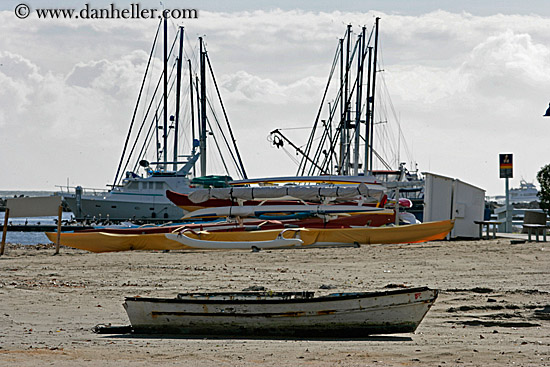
[165,190,387,212]
[76,211,396,235]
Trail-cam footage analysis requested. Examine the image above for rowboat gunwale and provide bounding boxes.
[124,286,433,305]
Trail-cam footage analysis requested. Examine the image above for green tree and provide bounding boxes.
[537,164,550,215]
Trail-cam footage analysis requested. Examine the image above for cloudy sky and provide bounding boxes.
[1,0,549,196]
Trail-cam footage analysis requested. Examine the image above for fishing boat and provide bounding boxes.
[60,20,247,221]
[120,286,438,337]
[46,219,453,252]
[267,21,426,222]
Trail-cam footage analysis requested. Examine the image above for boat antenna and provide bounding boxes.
[112,19,161,188]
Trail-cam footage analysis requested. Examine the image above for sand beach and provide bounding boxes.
[0,239,549,366]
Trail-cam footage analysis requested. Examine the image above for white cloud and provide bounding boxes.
[1,9,550,194]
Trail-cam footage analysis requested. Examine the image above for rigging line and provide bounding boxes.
[117,31,182,184]
[310,26,375,177]
[302,24,377,177]
[357,132,392,170]
[312,37,362,176]
[112,18,161,188]
[127,61,178,177]
[301,29,353,175]
[306,124,336,176]
[205,52,248,179]
[305,96,340,176]
[124,58,179,177]
[298,38,341,175]
[134,83,175,175]
[373,81,400,169]
[204,92,242,178]
[307,81,346,176]
[141,41,158,129]
[204,114,231,176]
[282,146,301,166]
[327,34,363,175]
[372,147,392,170]
[305,59,346,174]
[133,110,157,174]
[379,72,413,164]
[311,118,344,176]
[184,36,200,73]
[161,60,182,143]
[278,127,313,131]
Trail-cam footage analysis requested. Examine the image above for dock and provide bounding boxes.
[6,224,94,232]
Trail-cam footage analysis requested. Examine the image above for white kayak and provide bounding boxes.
[165,229,304,249]
[182,204,388,219]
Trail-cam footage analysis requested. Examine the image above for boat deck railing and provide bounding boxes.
[55,185,109,197]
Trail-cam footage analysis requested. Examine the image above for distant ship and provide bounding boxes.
[509,180,540,203]
[492,179,539,204]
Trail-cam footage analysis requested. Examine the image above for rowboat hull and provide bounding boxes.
[123,287,438,337]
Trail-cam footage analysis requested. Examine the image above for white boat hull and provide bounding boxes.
[165,229,303,249]
[63,195,185,220]
[123,287,437,337]
[183,204,389,219]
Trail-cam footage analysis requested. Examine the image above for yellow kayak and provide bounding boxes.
[46,220,454,253]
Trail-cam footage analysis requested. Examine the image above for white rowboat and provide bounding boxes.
[122,287,438,337]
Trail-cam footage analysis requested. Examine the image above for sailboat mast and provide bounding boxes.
[344,24,352,175]
[364,46,372,175]
[199,37,207,177]
[162,17,168,170]
[188,59,196,149]
[194,74,201,177]
[338,38,344,175]
[369,17,380,172]
[353,27,365,176]
[188,60,196,176]
[173,26,184,171]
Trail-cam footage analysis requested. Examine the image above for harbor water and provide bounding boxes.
[0,212,75,245]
